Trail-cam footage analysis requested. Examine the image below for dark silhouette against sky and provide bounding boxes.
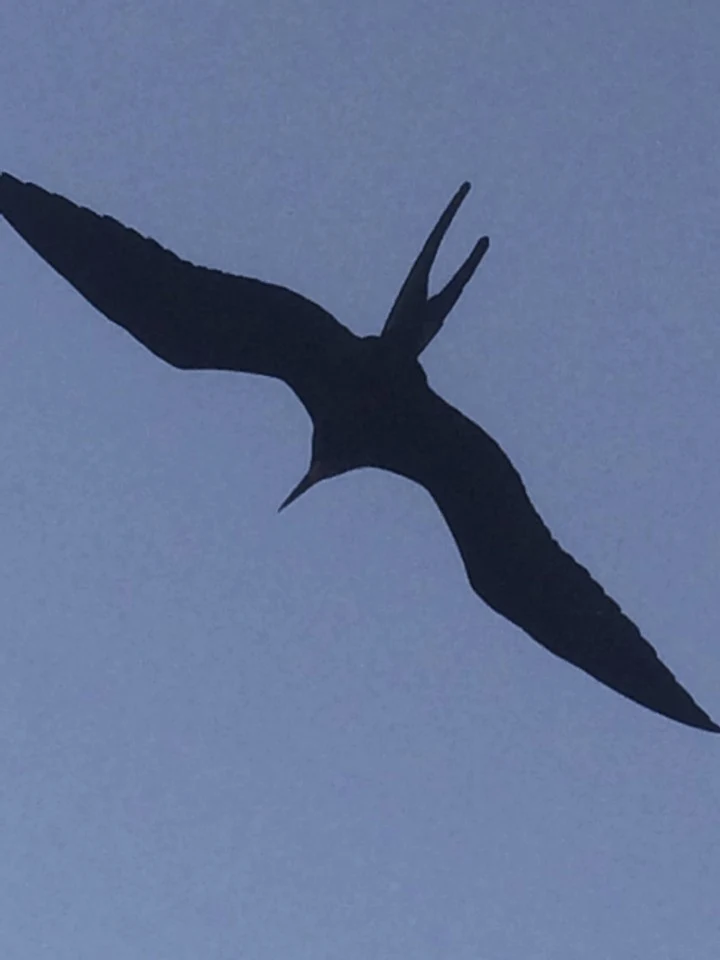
[2,4,719,955]
[2,172,715,734]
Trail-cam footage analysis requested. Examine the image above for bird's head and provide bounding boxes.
[277,428,356,513]
[277,336,431,513]
[277,459,334,512]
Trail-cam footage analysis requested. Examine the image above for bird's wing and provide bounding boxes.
[409,391,718,732]
[0,173,359,413]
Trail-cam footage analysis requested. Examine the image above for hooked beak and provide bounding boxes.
[278,461,326,512]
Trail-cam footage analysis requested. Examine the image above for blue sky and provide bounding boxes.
[1,1,719,957]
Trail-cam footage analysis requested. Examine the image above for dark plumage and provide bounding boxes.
[1,172,716,733]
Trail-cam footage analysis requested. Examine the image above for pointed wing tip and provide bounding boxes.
[656,669,719,734]
[615,671,719,734]
[0,170,17,199]
[686,716,719,734]
[1,171,23,188]
[661,694,719,734]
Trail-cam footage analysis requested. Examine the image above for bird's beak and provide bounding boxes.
[278,461,325,512]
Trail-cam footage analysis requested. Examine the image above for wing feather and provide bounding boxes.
[412,393,718,732]
[1,173,357,412]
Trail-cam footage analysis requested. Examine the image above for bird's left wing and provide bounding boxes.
[0,173,358,411]
[406,391,718,732]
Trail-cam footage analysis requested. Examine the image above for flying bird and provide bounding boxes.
[1,172,716,733]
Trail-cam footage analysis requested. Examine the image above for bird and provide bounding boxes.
[1,171,716,734]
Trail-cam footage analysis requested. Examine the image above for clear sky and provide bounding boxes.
[1,1,719,957]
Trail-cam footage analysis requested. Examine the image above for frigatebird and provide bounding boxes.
[1,172,716,733]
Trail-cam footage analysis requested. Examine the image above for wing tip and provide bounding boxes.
[696,715,720,734]
[661,696,719,734]
[1,170,24,189]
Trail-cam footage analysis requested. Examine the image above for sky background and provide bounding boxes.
[1,1,719,957]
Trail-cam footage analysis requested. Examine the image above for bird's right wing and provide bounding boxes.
[1,173,359,413]
[409,392,718,732]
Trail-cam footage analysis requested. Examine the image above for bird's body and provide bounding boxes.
[1,172,716,733]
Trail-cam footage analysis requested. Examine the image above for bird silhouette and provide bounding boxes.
[1,172,716,733]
